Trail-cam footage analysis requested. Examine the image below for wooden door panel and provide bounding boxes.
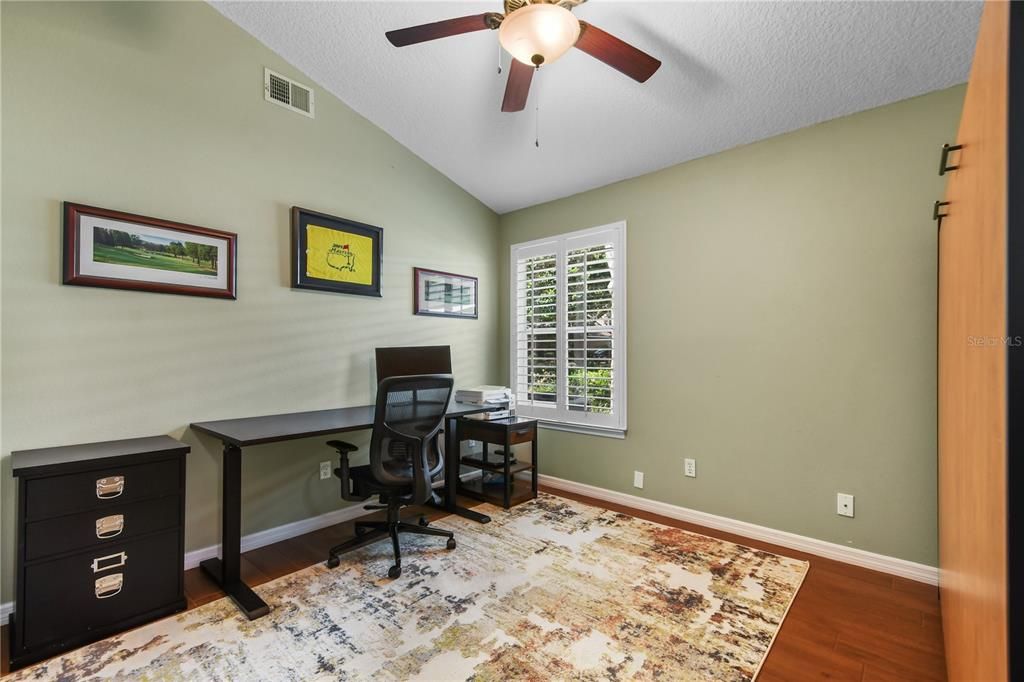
[937,2,1009,680]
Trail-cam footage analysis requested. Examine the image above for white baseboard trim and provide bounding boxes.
[2,473,935,623]
[539,474,939,586]
[183,502,375,570]
[183,470,486,569]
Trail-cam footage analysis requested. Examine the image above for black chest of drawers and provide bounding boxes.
[8,436,189,671]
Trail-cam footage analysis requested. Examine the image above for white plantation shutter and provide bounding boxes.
[510,222,627,436]
[514,250,559,412]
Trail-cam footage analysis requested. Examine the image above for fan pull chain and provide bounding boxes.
[535,67,541,149]
[497,43,502,75]
[535,101,540,149]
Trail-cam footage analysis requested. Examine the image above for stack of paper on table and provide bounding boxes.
[455,385,512,404]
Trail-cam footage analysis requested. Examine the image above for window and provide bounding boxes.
[510,222,626,437]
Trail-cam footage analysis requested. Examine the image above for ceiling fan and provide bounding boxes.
[385,0,661,112]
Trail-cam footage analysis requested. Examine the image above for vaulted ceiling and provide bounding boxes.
[213,1,981,214]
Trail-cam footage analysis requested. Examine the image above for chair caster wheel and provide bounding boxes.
[446,538,457,550]
[418,516,429,527]
[354,526,366,537]
[326,555,340,569]
[388,565,402,579]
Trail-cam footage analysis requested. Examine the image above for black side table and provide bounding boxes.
[456,417,538,509]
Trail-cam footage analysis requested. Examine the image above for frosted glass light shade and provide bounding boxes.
[498,4,581,67]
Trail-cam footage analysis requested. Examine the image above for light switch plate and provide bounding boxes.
[319,461,332,480]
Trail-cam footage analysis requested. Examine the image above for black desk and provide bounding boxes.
[190,400,493,620]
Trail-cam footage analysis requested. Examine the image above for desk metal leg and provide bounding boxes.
[531,430,539,498]
[432,416,491,524]
[199,443,270,620]
[503,431,511,509]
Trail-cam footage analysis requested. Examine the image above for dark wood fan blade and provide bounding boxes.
[574,21,661,82]
[386,13,499,47]
[501,59,534,112]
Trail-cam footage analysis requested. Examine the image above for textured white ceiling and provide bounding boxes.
[213,1,981,214]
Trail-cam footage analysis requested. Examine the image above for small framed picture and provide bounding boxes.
[63,203,237,299]
[292,206,382,297]
[414,267,478,319]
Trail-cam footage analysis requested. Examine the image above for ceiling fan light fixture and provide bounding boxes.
[498,3,580,67]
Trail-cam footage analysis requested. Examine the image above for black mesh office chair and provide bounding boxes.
[325,374,456,578]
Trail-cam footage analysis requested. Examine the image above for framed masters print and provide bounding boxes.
[414,267,478,319]
[63,202,237,299]
[291,207,382,297]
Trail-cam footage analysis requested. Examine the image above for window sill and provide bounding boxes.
[535,420,626,439]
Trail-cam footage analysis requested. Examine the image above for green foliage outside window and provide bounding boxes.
[524,245,614,413]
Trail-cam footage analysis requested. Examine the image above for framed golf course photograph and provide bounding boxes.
[291,206,382,297]
[63,203,237,299]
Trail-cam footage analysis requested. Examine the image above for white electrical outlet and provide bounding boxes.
[319,461,332,480]
[837,493,855,518]
[633,471,644,489]
[684,458,697,478]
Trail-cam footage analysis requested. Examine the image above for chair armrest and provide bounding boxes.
[328,440,362,501]
[327,440,359,454]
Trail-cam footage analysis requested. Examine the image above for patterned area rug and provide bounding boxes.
[8,494,807,681]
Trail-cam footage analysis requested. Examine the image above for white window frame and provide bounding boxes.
[509,221,627,438]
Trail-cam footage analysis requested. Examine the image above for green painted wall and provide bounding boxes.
[0,2,500,602]
[499,86,965,567]
[0,0,965,608]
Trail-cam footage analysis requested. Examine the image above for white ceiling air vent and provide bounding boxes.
[264,68,314,118]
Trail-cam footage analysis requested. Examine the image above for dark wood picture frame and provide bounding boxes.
[414,267,479,319]
[291,206,383,297]
[62,202,237,299]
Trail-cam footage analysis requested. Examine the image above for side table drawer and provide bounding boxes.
[459,419,536,445]
[21,529,181,650]
[24,458,181,521]
[504,423,537,445]
[25,495,181,562]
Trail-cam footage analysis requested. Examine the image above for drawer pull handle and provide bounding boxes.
[95,573,123,599]
[96,476,125,500]
[95,514,125,539]
[91,551,127,573]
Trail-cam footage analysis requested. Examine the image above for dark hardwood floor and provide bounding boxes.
[2,489,946,680]
[550,488,946,682]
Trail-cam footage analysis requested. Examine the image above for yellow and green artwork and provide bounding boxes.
[291,207,382,297]
[304,224,373,285]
